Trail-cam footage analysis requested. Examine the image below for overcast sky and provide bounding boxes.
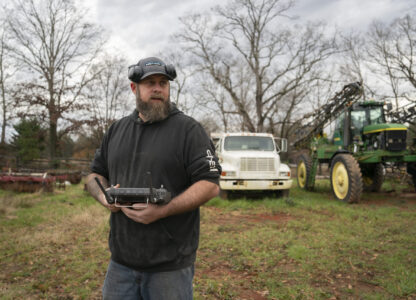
[77,0,416,64]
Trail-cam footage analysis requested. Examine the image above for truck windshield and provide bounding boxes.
[224,136,274,151]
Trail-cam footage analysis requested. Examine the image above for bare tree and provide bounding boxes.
[389,15,416,99]
[177,0,337,133]
[196,65,251,132]
[160,53,184,104]
[84,54,131,147]
[365,21,402,107]
[364,14,416,108]
[199,83,234,132]
[6,0,104,160]
[272,74,338,140]
[160,52,198,115]
[0,18,17,145]
[338,32,379,100]
[339,33,365,84]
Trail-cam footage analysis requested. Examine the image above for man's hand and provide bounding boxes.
[86,173,120,213]
[121,180,219,224]
[121,204,167,224]
[101,184,120,213]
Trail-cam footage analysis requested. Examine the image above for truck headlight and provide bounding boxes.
[279,171,291,177]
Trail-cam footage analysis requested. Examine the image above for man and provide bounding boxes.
[86,57,221,300]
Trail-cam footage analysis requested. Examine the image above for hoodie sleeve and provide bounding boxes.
[90,130,110,180]
[184,122,221,185]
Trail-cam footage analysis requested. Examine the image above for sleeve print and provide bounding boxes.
[206,149,220,174]
[184,124,221,184]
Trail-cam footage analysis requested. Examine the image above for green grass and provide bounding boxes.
[0,179,415,299]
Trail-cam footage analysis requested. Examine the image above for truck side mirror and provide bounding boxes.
[386,103,393,111]
[274,138,288,153]
[281,138,288,153]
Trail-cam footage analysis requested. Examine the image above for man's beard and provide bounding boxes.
[136,92,171,122]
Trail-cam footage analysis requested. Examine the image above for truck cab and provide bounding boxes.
[213,132,292,197]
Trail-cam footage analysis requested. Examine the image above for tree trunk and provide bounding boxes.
[49,119,58,167]
[1,80,6,145]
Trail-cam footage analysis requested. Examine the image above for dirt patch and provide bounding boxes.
[199,208,295,299]
[359,192,416,207]
[247,213,293,223]
[196,258,269,300]
[321,270,386,299]
[203,207,294,226]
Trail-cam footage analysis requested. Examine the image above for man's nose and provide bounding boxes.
[152,83,163,92]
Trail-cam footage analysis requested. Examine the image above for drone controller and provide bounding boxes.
[94,175,171,208]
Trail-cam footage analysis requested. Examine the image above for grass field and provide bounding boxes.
[0,179,415,299]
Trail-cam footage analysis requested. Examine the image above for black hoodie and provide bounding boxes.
[91,105,221,272]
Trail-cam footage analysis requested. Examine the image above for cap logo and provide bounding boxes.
[145,61,163,66]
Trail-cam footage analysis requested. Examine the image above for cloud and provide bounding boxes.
[294,0,416,29]
[78,0,415,62]
[89,0,220,61]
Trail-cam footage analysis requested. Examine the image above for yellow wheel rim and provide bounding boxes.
[332,161,349,200]
[297,161,307,188]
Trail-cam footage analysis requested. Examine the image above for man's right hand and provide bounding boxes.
[101,184,121,212]
[86,173,120,213]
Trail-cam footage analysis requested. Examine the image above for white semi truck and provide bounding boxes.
[212,132,292,198]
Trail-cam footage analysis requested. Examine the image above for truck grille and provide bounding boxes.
[385,130,406,152]
[240,158,275,172]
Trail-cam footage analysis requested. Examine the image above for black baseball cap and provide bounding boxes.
[128,57,176,82]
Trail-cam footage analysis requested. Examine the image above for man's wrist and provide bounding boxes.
[159,201,173,218]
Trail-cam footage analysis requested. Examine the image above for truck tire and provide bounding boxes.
[297,154,314,190]
[361,163,384,192]
[330,154,363,203]
[281,189,290,197]
[407,162,416,192]
[276,189,290,198]
[219,189,228,199]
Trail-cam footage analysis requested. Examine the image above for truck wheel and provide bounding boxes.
[362,163,384,192]
[330,154,363,203]
[276,189,290,198]
[219,189,228,199]
[281,189,290,197]
[407,162,416,192]
[297,154,314,190]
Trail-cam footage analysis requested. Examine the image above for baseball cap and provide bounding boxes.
[128,57,177,82]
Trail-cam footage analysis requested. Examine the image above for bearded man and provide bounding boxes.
[86,57,221,300]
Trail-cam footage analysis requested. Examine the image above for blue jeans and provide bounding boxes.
[102,260,194,300]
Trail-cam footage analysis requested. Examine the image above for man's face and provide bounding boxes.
[131,74,171,122]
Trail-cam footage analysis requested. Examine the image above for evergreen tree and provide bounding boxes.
[11,118,46,165]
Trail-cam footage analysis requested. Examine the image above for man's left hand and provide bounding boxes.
[121,204,167,224]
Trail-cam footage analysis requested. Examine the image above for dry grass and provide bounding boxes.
[0,179,415,299]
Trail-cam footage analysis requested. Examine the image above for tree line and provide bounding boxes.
[0,0,415,167]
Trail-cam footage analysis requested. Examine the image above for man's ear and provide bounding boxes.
[130,82,137,94]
